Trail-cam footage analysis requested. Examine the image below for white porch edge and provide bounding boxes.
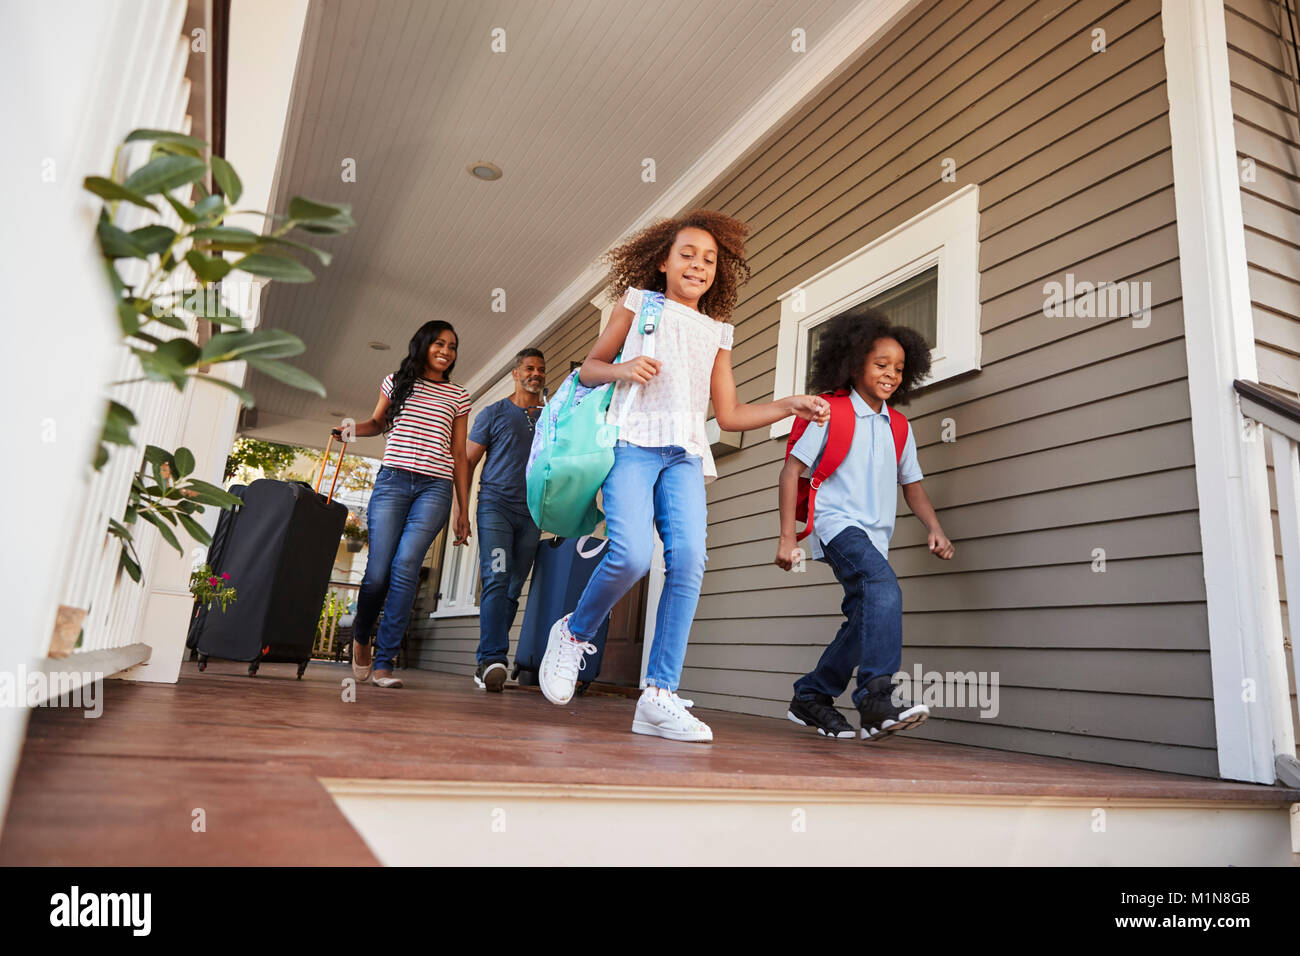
[1162,0,1290,783]
[460,0,925,401]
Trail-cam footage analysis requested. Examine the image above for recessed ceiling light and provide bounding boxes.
[368,341,390,350]
[467,161,502,181]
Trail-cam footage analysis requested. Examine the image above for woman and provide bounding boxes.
[334,321,471,687]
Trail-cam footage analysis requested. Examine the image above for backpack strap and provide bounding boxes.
[887,406,909,464]
[797,391,855,541]
[613,291,665,427]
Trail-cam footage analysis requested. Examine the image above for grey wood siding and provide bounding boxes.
[1226,0,1300,723]
[408,0,1226,777]
[695,0,1216,778]
[406,303,602,674]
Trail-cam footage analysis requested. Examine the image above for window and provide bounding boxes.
[770,184,981,438]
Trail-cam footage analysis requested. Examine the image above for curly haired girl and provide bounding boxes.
[535,209,830,742]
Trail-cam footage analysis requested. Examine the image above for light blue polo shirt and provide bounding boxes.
[790,387,923,561]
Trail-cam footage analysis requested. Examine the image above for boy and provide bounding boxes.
[774,311,954,741]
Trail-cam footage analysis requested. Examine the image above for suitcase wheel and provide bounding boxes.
[248,661,259,677]
[197,654,208,672]
[575,680,591,697]
[296,661,308,680]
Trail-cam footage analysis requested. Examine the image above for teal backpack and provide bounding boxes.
[525,292,665,536]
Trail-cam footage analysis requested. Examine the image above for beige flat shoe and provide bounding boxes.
[352,641,373,681]
[371,671,403,688]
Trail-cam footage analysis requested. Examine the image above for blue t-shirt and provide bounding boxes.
[790,387,924,561]
[469,397,542,513]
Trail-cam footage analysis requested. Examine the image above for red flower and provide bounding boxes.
[208,576,219,586]
[221,572,230,581]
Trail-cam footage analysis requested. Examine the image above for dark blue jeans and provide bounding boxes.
[475,499,541,665]
[353,465,453,672]
[793,526,903,709]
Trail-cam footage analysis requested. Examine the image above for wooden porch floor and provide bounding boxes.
[2,660,1295,865]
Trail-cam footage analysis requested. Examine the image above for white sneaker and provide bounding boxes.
[538,614,596,705]
[631,687,713,742]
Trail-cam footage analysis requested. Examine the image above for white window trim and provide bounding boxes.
[770,183,982,439]
[425,369,518,619]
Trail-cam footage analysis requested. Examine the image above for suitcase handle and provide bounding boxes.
[314,435,348,502]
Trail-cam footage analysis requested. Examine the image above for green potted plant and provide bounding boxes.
[342,514,367,552]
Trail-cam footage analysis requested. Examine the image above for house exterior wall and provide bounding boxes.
[412,0,1222,776]
[1225,0,1300,723]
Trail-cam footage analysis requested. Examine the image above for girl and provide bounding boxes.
[333,321,471,688]
[538,209,830,741]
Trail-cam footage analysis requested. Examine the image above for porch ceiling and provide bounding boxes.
[237,0,869,457]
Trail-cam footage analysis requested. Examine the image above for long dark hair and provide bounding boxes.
[386,320,458,432]
[806,309,932,406]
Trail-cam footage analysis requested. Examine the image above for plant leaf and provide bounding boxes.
[83,176,159,213]
[244,355,327,397]
[260,235,332,266]
[125,128,208,150]
[133,347,189,388]
[97,220,147,259]
[120,549,142,582]
[139,510,182,554]
[185,249,233,283]
[164,194,201,224]
[154,338,202,367]
[296,213,355,235]
[129,224,176,255]
[123,154,207,197]
[102,401,137,446]
[174,446,195,477]
[193,373,255,407]
[288,197,351,221]
[211,155,243,204]
[231,252,315,283]
[190,225,258,244]
[199,328,305,363]
[176,511,212,545]
[193,193,226,220]
[182,479,245,509]
[117,301,142,335]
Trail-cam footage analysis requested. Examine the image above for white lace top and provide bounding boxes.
[605,288,735,480]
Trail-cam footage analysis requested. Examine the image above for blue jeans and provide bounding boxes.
[353,465,453,672]
[568,442,706,691]
[475,499,541,665]
[793,526,903,709]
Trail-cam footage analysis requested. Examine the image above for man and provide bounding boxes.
[465,348,546,691]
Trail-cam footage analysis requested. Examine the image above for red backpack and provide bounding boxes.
[785,389,910,542]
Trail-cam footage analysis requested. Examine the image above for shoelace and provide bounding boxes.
[555,638,597,682]
[651,691,705,727]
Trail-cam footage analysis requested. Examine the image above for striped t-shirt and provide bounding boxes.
[380,374,471,480]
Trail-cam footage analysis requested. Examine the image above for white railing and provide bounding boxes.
[57,0,196,657]
[1235,379,1300,787]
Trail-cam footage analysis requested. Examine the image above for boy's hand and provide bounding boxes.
[787,394,830,424]
[928,530,954,560]
[774,534,803,571]
[618,356,662,385]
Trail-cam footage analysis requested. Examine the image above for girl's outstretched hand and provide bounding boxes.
[618,356,662,385]
[787,394,831,424]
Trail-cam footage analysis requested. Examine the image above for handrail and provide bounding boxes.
[1234,379,1300,443]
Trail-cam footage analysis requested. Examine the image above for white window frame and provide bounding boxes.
[426,369,518,619]
[770,183,982,439]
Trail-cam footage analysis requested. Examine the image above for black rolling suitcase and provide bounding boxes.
[194,439,350,678]
[514,534,612,692]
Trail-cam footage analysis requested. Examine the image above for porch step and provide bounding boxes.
[322,777,1298,866]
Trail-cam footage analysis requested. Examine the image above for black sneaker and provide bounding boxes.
[787,694,856,739]
[858,675,929,741]
[474,661,508,692]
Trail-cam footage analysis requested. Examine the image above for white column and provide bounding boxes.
[1162,0,1290,783]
